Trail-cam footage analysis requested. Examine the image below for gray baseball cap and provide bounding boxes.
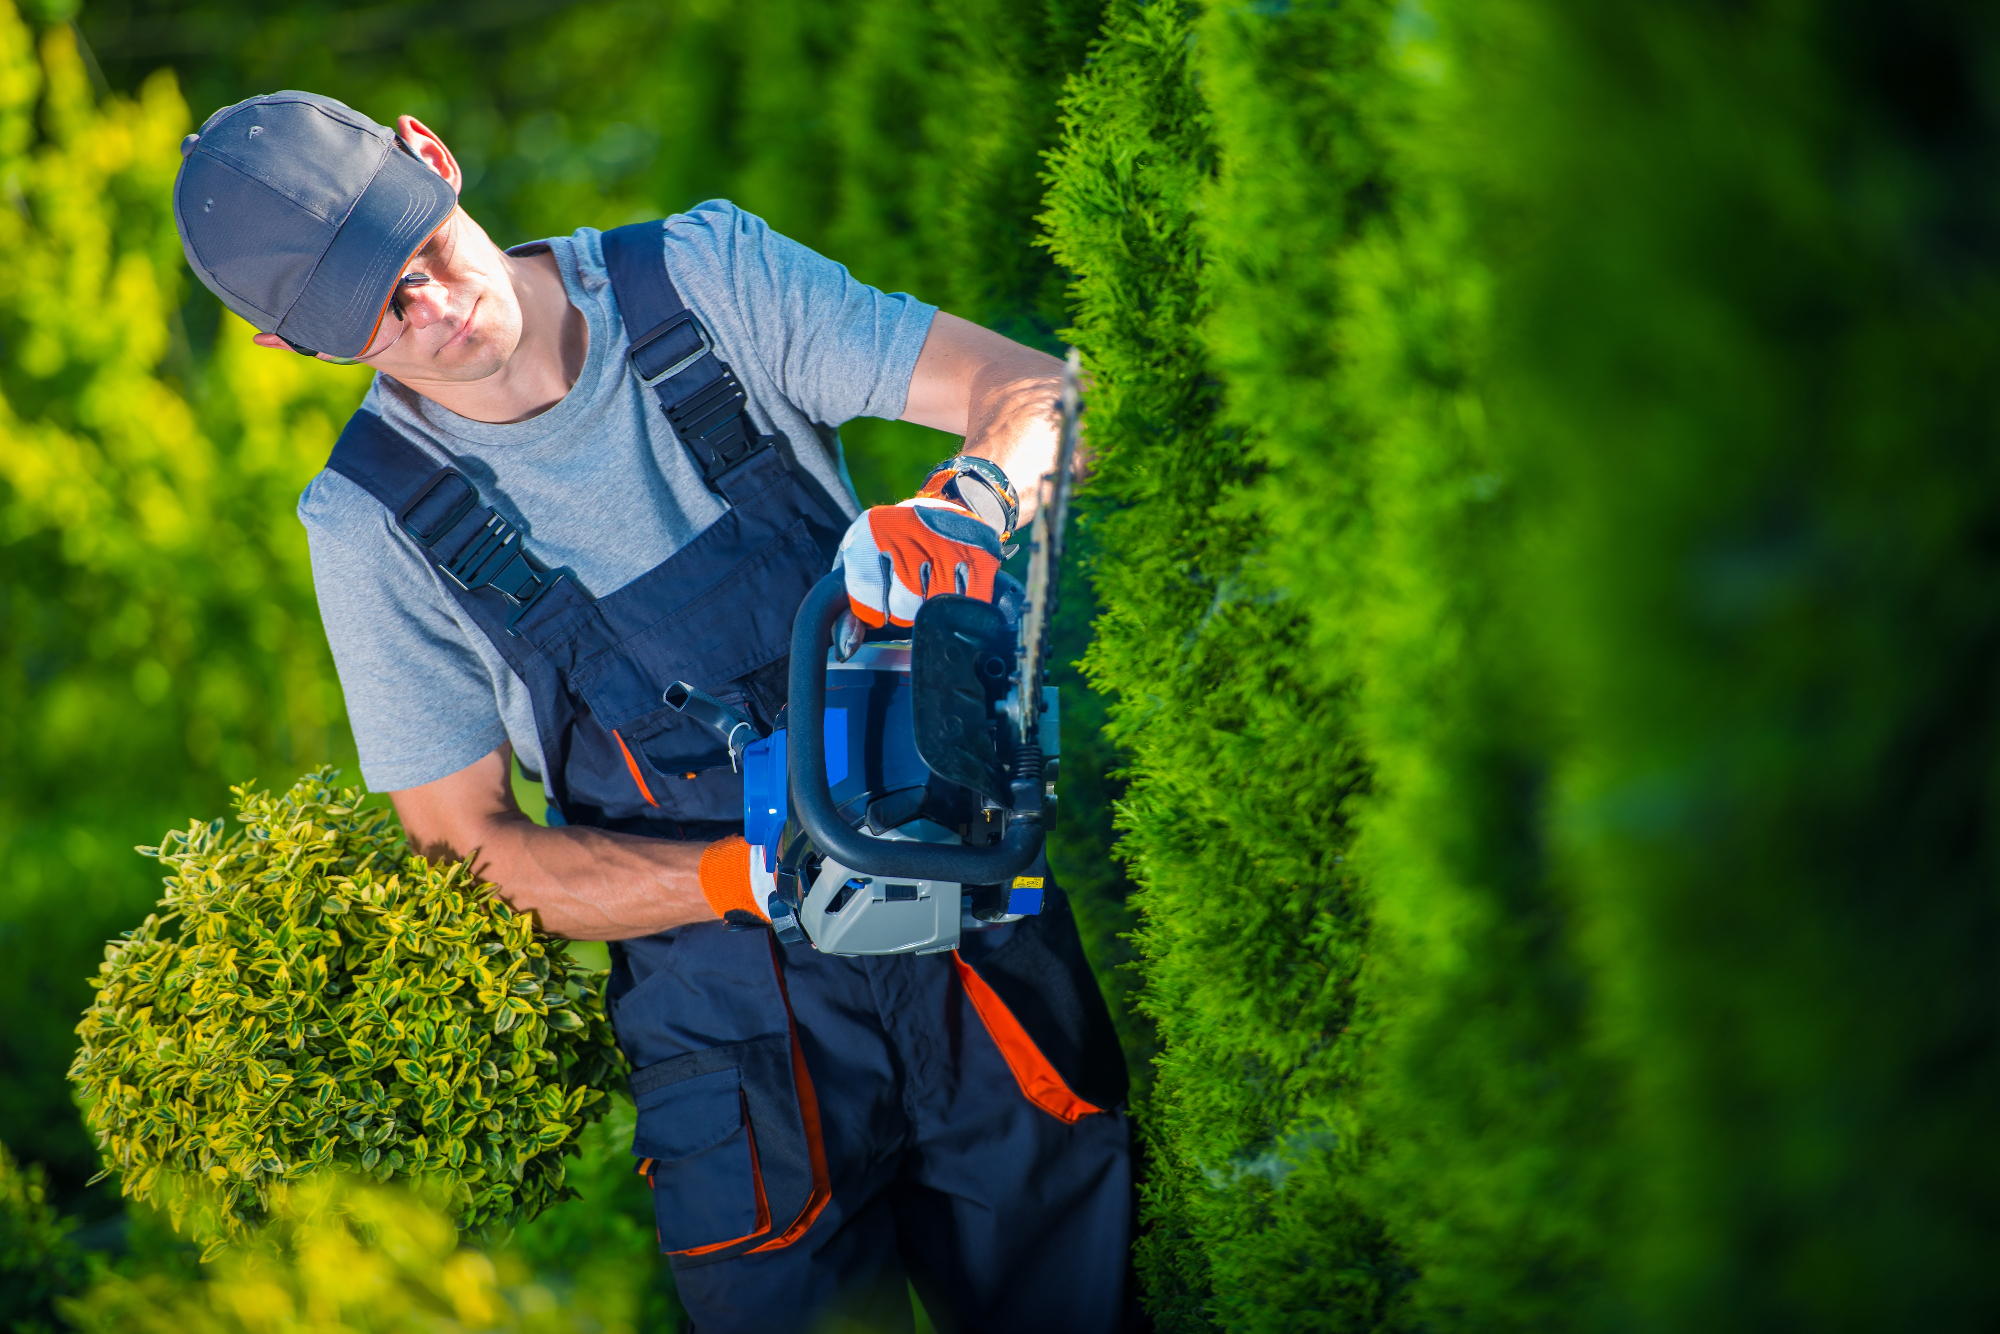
[173,91,456,359]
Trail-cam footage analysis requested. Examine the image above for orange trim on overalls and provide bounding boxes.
[641,942,830,1259]
[612,729,660,807]
[750,936,833,1252]
[952,952,1101,1124]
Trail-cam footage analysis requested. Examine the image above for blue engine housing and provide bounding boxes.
[743,643,930,872]
[742,639,1052,922]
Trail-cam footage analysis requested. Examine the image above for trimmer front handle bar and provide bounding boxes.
[788,571,1044,882]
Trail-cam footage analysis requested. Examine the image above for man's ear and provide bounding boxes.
[251,332,291,350]
[395,115,464,195]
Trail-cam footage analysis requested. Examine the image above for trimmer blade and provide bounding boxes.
[1015,347,1082,747]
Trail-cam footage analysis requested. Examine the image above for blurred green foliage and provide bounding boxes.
[1,1141,96,1334]
[489,1100,686,1331]
[62,1173,624,1334]
[1348,2,2000,1329]
[1329,6,1618,1326]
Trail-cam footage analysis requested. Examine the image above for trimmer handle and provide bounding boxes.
[788,571,1044,882]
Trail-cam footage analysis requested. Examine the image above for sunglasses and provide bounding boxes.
[280,270,436,365]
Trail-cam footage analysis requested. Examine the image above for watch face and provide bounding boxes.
[957,460,1019,533]
[956,475,1013,538]
[924,456,1020,538]
[959,456,1018,503]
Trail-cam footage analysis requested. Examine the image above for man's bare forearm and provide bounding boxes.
[962,353,1064,523]
[902,312,1074,523]
[392,745,717,940]
[434,813,714,940]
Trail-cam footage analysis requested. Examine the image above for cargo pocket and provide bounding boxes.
[632,1064,766,1253]
[628,1030,824,1262]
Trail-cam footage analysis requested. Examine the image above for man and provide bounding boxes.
[171,91,1136,1332]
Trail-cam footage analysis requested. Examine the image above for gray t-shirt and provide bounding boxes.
[298,202,937,792]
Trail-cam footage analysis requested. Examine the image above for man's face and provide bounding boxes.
[346,208,526,387]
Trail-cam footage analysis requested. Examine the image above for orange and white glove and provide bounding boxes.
[697,834,776,922]
[835,498,1003,628]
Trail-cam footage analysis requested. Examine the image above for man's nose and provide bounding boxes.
[397,277,452,325]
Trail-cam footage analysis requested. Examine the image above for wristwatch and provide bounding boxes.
[918,455,1021,551]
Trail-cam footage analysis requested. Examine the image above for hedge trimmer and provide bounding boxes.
[674,349,1082,955]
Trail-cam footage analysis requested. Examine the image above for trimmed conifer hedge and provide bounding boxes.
[1386,2,2000,1328]
[1037,0,2000,1327]
[1042,1,1397,1327]
[1044,0,2000,1327]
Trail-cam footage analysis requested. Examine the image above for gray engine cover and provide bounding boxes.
[801,819,963,956]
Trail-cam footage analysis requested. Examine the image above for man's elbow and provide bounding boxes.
[390,745,531,866]
[401,805,532,870]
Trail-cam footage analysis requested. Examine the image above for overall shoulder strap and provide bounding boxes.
[600,220,775,499]
[326,410,582,642]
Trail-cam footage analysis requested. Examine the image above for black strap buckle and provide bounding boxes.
[396,468,480,546]
[659,367,765,484]
[398,470,561,636]
[628,312,713,386]
[438,514,562,635]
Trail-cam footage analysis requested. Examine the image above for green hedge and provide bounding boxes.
[1041,1,1396,1327]
[1332,5,1617,1322]
[1042,0,2000,1327]
[1433,1,1999,1326]
[1325,1,2000,1327]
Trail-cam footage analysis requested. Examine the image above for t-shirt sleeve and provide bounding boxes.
[669,201,937,426]
[299,470,512,792]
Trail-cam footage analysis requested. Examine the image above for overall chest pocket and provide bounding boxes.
[629,1032,820,1261]
[571,519,823,790]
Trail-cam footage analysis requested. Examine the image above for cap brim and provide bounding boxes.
[275,146,457,358]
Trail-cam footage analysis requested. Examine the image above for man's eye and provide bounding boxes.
[387,272,432,322]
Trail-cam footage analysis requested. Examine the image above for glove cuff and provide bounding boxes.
[697,835,766,921]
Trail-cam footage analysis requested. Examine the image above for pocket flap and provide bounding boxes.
[615,1027,823,1267]
[570,519,820,733]
[633,1065,743,1161]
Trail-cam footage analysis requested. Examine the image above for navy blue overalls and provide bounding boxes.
[325,221,1139,1333]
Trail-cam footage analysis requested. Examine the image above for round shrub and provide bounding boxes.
[68,769,625,1253]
